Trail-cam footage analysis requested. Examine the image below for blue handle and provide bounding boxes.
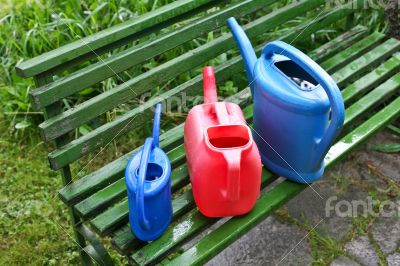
[136,103,162,231]
[136,137,153,231]
[152,103,162,147]
[262,41,345,158]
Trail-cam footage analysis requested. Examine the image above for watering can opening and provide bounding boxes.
[274,60,318,91]
[206,124,250,149]
[135,162,164,182]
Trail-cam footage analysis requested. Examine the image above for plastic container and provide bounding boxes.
[228,17,345,183]
[184,66,262,217]
[125,103,172,241]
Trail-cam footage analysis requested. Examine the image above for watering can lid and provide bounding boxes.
[258,55,331,114]
[125,146,171,197]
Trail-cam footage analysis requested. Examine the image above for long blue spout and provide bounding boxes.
[227,17,257,95]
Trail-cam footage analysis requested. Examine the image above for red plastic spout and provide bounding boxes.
[203,66,218,104]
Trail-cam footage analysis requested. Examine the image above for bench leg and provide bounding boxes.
[34,74,104,265]
[78,225,114,266]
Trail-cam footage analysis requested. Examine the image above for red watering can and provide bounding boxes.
[184,66,262,217]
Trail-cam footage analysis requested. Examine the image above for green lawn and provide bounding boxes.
[0,123,81,265]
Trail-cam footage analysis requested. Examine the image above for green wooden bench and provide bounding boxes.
[16,0,400,265]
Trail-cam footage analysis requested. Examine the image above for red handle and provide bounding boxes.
[223,149,241,201]
[203,66,218,104]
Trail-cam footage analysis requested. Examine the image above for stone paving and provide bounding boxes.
[208,129,400,265]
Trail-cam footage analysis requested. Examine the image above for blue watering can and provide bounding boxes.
[227,17,345,183]
[125,103,172,241]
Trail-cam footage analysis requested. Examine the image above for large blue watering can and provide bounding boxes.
[227,17,345,183]
[125,103,172,241]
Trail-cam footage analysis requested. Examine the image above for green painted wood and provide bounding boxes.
[332,38,400,87]
[58,124,184,205]
[77,225,114,266]
[344,73,400,125]
[38,0,326,142]
[341,53,400,104]
[166,97,400,265]
[35,74,96,265]
[15,0,218,78]
[75,161,189,220]
[325,97,400,166]
[308,25,368,62]
[29,0,274,110]
[48,1,357,171]
[320,31,386,72]
[279,0,360,44]
[75,178,127,219]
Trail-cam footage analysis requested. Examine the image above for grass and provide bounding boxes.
[0,119,80,265]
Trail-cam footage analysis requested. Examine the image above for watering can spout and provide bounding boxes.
[227,17,257,95]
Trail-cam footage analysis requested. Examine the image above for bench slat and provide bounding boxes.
[49,0,356,170]
[166,97,400,265]
[38,0,327,142]
[29,0,272,110]
[320,31,386,72]
[15,0,218,78]
[333,38,400,86]
[342,53,400,104]
[308,25,368,62]
[344,72,400,125]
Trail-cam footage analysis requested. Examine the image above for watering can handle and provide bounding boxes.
[136,137,154,231]
[262,41,345,157]
[223,150,241,201]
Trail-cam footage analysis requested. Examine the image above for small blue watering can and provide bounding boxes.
[125,103,172,241]
[227,17,345,183]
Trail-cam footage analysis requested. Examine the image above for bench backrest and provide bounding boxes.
[16,0,363,188]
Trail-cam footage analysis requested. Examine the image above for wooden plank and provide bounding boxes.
[38,0,326,142]
[29,0,273,110]
[333,38,400,87]
[15,0,218,78]
[342,53,400,104]
[166,97,400,265]
[325,97,400,166]
[344,73,400,125]
[49,0,355,170]
[320,31,386,72]
[308,25,368,62]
